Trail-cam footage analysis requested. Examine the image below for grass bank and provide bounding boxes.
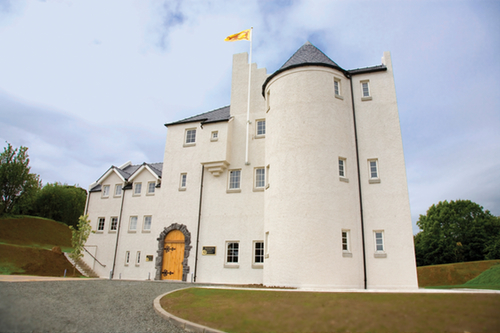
[417,260,500,287]
[0,216,81,277]
[161,288,500,332]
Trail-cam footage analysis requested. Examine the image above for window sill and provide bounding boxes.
[374,253,387,258]
[146,193,155,196]
[101,196,109,199]
[361,96,372,101]
[113,195,122,198]
[339,177,349,183]
[255,135,265,139]
[108,231,117,234]
[252,264,264,269]
[226,188,241,193]
[265,254,269,259]
[369,178,381,184]
[183,143,196,147]
[210,138,218,142]
[342,252,353,258]
[95,230,104,234]
[335,94,344,100]
[178,187,186,191]
[142,230,151,233]
[224,264,239,269]
[132,194,141,197]
[253,187,265,192]
[128,230,137,233]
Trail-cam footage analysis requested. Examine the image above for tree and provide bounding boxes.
[0,143,41,215]
[69,215,92,275]
[32,183,87,228]
[415,200,500,266]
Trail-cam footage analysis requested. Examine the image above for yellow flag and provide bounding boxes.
[224,29,251,42]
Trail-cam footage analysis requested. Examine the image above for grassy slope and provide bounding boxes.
[0,216,81,276]
[162,288,500,333]
[417,260,500,287]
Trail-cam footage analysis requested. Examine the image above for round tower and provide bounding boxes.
[262,42,364,288]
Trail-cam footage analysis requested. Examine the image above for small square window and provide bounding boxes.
[125,251,130,265]
[179,173,187,190]
[211,131,219,141]
[114,184,122,197]
[143,216,152,231]
[102,185,110,198]
[254,168,265,190]
[256,119,266,137]
[129,216,138,231]
[97,217,105,231]
[110,217,118,231]
[228,170,241,191]
[147,182,155,194]
[185,128,196,145]
[134,183,142,195]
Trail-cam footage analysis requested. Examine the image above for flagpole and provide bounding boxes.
[245,27,253,165]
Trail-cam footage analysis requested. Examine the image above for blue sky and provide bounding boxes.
[0,0,499,233]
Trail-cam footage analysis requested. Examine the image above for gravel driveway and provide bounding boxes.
[0,279,198,332]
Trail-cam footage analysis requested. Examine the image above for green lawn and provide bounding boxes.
[162,288,500,333]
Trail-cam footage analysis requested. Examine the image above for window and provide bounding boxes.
[228,170,241,191]
[143,216,152,231]
[114,184,122,197]
[253,241,264,266]
[342,231,349,252]
[375,231,384,252]
[185,128,196,145]
[361,80,372,100]
[179,173,187,190]
[266,90,270,111]
[266,165,270,189]
[125,251,130,265]
[339,158,346,177]
[334,78,343,99]
[211,131,218,141]
[368,159,380,183]
[256,119,266,137]
[110,217,118,231]
[129,216,138,231]
[97,217,105,231]
[134,183,142,195]
[265,232,270,258]
[255,167,265,190]
[226,242,239,264]
[136,251,141,265]
[147,182,155,195]
[102,185,110,197]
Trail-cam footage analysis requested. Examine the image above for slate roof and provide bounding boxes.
[165,106,231,126]
[90,162,163,192]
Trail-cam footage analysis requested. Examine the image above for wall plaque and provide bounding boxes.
[202,246,216,255]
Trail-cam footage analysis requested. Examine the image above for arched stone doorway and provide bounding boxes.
[155,223,192,281]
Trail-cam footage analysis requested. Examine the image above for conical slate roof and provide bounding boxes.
[279,41,341,71]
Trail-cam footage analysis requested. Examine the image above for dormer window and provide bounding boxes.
[102,185,110,198]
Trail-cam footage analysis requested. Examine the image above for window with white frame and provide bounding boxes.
[134,182,142,195]
[143,216,152,231]
[179,173,187,190]
[97,217,105,231]
[342,230,350,252]
[368,159,380,183]
[255,167,265,190]
[147,182,155,194]
[185,128,196,145]
[253,241,264,265]
[339,158,346,178]
[125,251,130,265]
[110,217,118,231]
[374,231,384,252]
[265,232,270,258]
[361,80,372,100]
[226,242,239,264]
[129,216,138,231]
[256,119,266,137]
[136,251,141,265]
[114,184,122,197]
[228,170,241,191]
[211,131,218,141]
[102,185,110,197]
[334,78,343,99]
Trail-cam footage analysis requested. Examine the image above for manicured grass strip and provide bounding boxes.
[161,288,500,333]
[417,260,500,287]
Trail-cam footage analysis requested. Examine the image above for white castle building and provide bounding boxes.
[83,42,418,289]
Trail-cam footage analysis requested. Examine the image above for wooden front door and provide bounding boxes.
[161,230,185,280]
